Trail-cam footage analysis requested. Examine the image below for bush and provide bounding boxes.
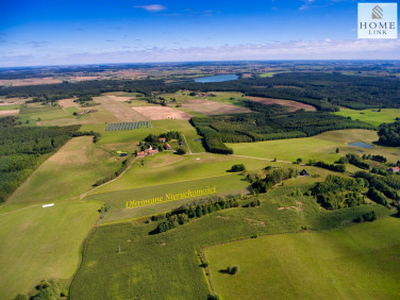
[230,265,240,275]
[176,148,186,155]
[230,164,245,172]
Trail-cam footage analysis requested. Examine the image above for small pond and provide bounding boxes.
[348,141,374,148]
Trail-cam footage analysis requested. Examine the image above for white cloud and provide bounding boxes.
[134,4,166,12]
[1,39,400,67]
[299,0,315,11]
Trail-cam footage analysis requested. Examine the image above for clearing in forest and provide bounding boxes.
[132,106,192,120]
[182,99,251,115]
[246,96,316,112]
[94,96,147,121]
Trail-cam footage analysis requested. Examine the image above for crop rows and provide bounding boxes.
[105,121,151,131]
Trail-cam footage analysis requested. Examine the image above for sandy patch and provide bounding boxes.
[247,218,266,227]
[0,77,62,87]
[69,76,100,82]
[182,99,251,115]
[94,96,147,121]
[132,106,192,120]
[246,96,316,112]
[278,201,303,211]
[0,110,19,116]
[59,98,79,108]
[107,95,134,102]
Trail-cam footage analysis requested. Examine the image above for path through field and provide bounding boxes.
[94,96,147,121]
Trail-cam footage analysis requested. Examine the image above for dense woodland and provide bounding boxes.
[0,117,82,202]
[2,72,400,110]
[378,122,400,146]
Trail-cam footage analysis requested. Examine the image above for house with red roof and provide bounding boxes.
[388,166,400,173]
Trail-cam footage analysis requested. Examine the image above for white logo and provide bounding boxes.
[358,3,397,39]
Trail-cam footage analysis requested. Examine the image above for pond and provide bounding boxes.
[194,74,239,83]
[348,141,374,148]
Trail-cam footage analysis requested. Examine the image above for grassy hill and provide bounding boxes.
[206,217,400,299]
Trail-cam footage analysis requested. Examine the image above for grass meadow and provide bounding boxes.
[335,107,400,127]
[206,217,400,299]
[0,200,101,299]
[70,179,392,299]
[7,136,121,205]
[89,151,278,195]
[85,173,251,224]
[227,129,400,164]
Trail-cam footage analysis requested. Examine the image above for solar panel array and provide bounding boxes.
[105,121,151,131]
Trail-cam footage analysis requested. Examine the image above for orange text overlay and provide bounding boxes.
[125,187,217,208]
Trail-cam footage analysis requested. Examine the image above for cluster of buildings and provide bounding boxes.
[136,138,173,158]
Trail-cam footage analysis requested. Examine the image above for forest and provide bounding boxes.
[0,117,81,202]
[378,121,400,146]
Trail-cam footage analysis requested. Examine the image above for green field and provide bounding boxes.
[85,173,251,224]
[90,151,276,195]
[335,107,400,127]
[0,104,20,111]
[0,200,101,299]
[70,179,391,299]
[227,129,400,164]
[20,103,77,122]
[158,90,247,109]
[7,136,121,205]
[259,72,275,77]
[206,217,400,299]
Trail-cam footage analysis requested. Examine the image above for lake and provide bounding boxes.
[194,74,239,83]
[348,142,374,148]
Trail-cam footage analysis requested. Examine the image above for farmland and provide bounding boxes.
[105,121,151,131]
[206,217,400,299]
[227,129,390,163]
[7,136,121,205]
[0,200,101,299]
[85,173,251,224]
[89,151,272,195]
[335,107,400,127]
[70,180,392,299]
[2,62,400,300]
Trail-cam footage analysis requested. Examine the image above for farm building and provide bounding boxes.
[300,169,310,177]
[388,167,400,173]
[165,143,172,150]
[146,149,159,155]
[136,151,145,157]
[159,137,166,143]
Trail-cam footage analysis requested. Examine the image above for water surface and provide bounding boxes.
[348,142,374,148]
[194,74,239,83]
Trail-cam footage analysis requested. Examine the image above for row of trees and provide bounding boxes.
[151,198,241,234]
[354,171,400,204]
[309,160,346,173]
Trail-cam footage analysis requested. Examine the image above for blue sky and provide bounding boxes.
[1,0,399,67]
